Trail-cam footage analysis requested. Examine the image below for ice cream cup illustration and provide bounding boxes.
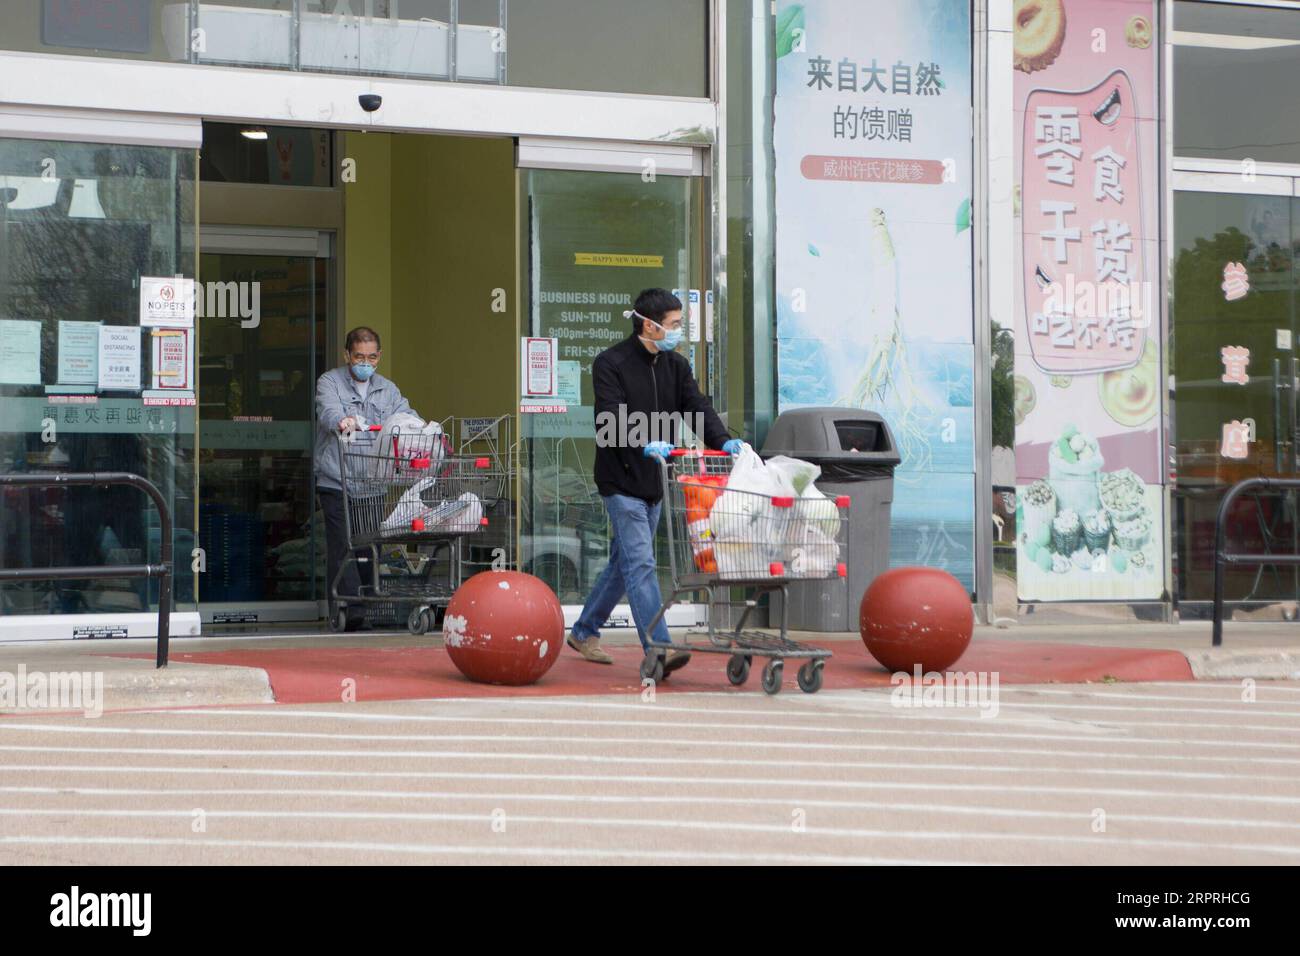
[1022,478,1058,543]
[1051,508,1082,556]
[1048,426,1103,517]
[1082,510,1111,552]
[1099,467,1146,524]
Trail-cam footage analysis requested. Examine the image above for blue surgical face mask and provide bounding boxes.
[654,327,684,352]
[350,362,375,381]
[629,310,683,352]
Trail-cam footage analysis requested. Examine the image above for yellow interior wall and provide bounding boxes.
[382,134,517,423]
[341,132,394,358]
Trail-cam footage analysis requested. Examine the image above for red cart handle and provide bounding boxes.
[668,448,729,457]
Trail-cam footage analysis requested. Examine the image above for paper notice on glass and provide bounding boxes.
[688,289,701,342]
[521,337,557,397]
[0,319,43,385]
[556,360,581,404]
[57,320,100,385]
[672,288,687,337]
[150,328,191,390]
[139,276,195,328]
[705,290,714,343]
[98,326,141,391]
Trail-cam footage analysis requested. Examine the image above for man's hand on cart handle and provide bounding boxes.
[644,440,674,460]
[722,438,745,456]
[338,417,380,434]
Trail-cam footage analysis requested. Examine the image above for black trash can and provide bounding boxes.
[761,408,900,631]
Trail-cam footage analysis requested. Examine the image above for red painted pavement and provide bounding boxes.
[119,637,1192,705]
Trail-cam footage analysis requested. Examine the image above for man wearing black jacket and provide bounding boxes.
[567,288,742,671]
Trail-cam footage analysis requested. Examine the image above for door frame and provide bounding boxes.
[197,226,335,626]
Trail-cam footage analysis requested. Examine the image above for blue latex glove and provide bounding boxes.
[644,440,674,459]
[722,439,745,456]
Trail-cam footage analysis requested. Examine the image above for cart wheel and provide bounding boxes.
[407,607,431,636]
[639,652,664,683]
[329,608,348,633]
[761,659,783,695]
[726,654,751,686]
[797,659,824,694]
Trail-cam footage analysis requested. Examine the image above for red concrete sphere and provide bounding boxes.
[443,571,564,685]
[859,566,973,672]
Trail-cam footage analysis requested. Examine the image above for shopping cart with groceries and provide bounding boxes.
[645,446,849,694]
[331,420,510,634]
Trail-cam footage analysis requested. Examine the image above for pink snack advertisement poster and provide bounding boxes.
[1013,0,1162,601]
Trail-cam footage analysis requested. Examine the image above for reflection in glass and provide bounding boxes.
[521,169,698,602]
[0,138,197,616]
[1171,189,1297,605]
[197,252,327,606]
[1174,1,1300,165]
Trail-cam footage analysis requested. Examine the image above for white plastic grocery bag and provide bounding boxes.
[783,521,839,578]
[373,412,444,480]
[710,444,786,543]
[428,492,483,533]
[764,455,821,496]
[381,475,438,531]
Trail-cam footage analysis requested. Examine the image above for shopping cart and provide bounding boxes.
[645,448,849,694]
[330,423,510,634]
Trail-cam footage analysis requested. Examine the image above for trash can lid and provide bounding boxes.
[761,407,901,466]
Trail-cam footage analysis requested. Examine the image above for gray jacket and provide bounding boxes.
[314,365,412,491]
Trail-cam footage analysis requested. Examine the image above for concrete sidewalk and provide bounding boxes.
[0,618,1296,715]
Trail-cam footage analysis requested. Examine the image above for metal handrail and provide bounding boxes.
[1212,476,1300,647]
[0,472,174,667]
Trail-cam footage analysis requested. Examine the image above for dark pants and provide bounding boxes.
[318,488,369,619]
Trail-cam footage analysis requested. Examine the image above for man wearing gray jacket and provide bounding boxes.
[315,326,412,631]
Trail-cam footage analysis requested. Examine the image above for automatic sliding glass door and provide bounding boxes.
[197,235,330,624]
[519,167,706,620]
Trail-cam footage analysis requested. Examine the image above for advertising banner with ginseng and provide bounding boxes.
[1013,0,1162,601]
[773,0,976,592]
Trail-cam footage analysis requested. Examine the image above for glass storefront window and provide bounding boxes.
[3,2,709,98]
[520,168,702,602]
[1174,1,1300,165]
[1171,188,1300,606]
[506,0,709,97]
[0,137,197,617]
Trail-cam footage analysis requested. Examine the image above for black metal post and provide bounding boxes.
[0,472,174,667]
[1212,476,1300,647]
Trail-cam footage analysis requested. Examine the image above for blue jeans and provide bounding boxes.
[572,494,671,651]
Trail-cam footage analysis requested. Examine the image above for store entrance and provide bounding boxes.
[196,233,329,624]
[1171,173,1300,611]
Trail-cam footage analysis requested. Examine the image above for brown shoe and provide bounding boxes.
[567,634,614,664]
[660,648,692,676]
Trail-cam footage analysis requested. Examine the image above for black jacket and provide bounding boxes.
[592,334,731,502]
